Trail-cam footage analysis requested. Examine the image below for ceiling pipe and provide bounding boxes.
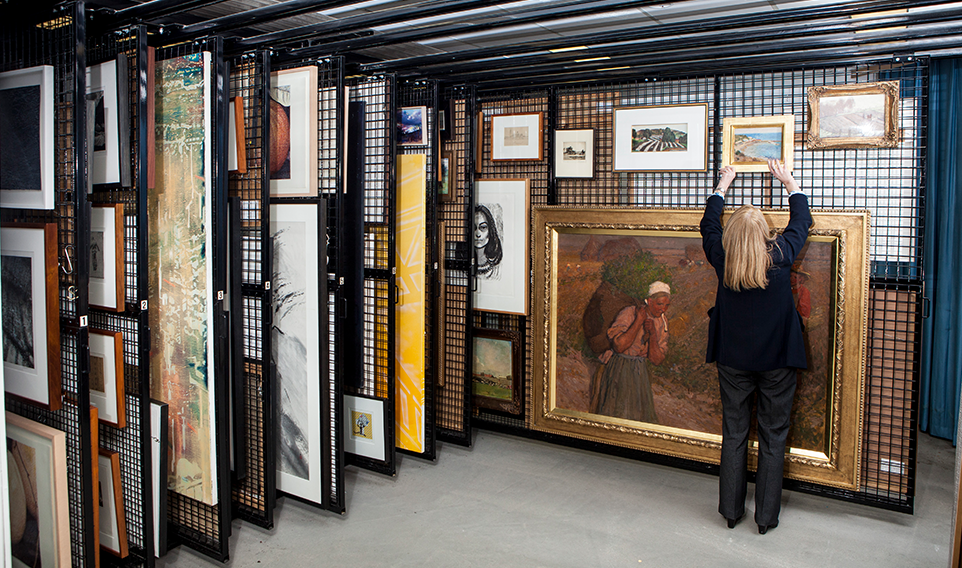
[163,0,358,42]
[387,6,962,78]
[298,0,948,63]
[229,0,677,52]
[106,0,228,21]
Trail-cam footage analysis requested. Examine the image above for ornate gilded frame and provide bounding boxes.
[807,81,900,149]
[721,114,795,172]
[531,206,870,489]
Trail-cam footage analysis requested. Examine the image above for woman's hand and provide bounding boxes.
[715,166,736,196]
[768,159,801,194]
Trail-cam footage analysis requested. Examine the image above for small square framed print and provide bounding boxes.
[397,106,427,146]
[492,112,543,161]
[554,129,594,178]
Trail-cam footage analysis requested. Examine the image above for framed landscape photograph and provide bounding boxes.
[613,104,707,172]
[0,65,55,209]
[530,206,870,490]
[98,449,129,558]
[90,203,125,312]
[7,411,70,567]
[270,65,318,197]
[473,179,530,315]
[228,95,247,174]
[722,114,795,172]
[438,151,454,202]
[87,59,121,186]
[2,222,61,411]
[492,112,543,161]
[89,328,126,428]
[472,328,522,415]
[554,129,594,178]
[807,81,900,149]
[397,106,427,146]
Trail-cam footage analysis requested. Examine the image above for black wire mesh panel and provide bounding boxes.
[466,58,926,513]
[152,38,230,561]
[396,79,438,461]
[1,2,97,566]
[344,75,397,475]
[435,86,474,446]
[227,50,274,529]
[87,24,155,567]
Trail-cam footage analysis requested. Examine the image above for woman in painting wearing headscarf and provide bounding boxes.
[588,281,671,424]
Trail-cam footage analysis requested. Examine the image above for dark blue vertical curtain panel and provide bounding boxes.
[921,57,962,443]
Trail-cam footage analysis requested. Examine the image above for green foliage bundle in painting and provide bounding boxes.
[601,249,673,301]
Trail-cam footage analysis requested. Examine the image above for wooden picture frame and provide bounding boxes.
[722,114,795,172]
[228,95,247,174]
[270,65,319,197]
[554,129,594,178]
[473,178,530,315]
[531,206,870,490]
[90,405,101,567]
[90,203,125,312]
[613,104,707,172]
[1,222,61,411]
[6,411,70,567]
[475,110,484,173]
[438,150,454,202]
[86,59,121,186]
[807,81,900,149]
[472,328,522,415]
[98,449,128,558]
[89,328,126,428]
[397,105,428,146]
[492,112,543,161]
[0,65,55,209]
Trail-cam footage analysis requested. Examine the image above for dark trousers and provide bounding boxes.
[716,363,797,527]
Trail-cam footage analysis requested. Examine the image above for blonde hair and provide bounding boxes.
[722,204,777,291]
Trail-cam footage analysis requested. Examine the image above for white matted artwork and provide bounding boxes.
[554,129,594,178]
[343,395,385,461]
[6,411,70,567]
[87,59,121,186]
[89,328,125,428]
[0,65,55,209]
[270,203,323,504]
[473,179,530,315]
[90,203,125,311]
[492,113,543,161]
[98,449,128,558]
[269,66,318,197]
[613,104,708,172]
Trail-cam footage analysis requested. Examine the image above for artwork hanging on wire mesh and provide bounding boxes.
[530,206,870,490]
[270,202,324,504]
[806,81,900,149]
[0,65,55,209]
[721,115,795,173]
[149,51,218,505]
[396,106,427,146]
[269,65,318,197]
[473,179,530,315]
[613,104,707,172]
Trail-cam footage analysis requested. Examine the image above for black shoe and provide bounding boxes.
[757,521,778,534]
[725,514,744,529]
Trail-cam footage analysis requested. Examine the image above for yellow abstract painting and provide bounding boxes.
[395,154,425,452]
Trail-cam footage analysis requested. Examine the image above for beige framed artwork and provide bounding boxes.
[722,114,795,172]
[491,112,543,161]
[806,81,900,149]
[530,206,869,490]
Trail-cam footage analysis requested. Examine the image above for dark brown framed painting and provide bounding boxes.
[530,206,870,490]
[472,328,522,416]
[806,81,900,149]
[438,150,454,202]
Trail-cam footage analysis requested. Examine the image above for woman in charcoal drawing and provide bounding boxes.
[588,281,671,424]
[700,159,811,535]
[475,204,503,279]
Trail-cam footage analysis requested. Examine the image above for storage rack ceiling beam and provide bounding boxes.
[357,0,954,76]
[377,5,962,87]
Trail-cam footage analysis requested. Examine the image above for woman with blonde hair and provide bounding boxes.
[700,159,812,535]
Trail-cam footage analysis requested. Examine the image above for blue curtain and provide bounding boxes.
[920,58,962,443]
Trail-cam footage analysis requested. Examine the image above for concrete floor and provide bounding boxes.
[159,430,956,567]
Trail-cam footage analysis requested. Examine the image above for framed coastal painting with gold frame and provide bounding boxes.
[806,81,900,149]
[530,206,870,490]
[722,114,795,172]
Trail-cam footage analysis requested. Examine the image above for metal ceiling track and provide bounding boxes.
[160,0,357,42]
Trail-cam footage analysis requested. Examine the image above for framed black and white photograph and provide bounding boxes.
[473,179,530,315]
[554,129,594,178]
[98,449,129,558]
[397,106,427,146]
[0,65,55,209]
[344,395,386,461]
[89,328,125,428]
[1,223,61,411]
[492,112,543,161]
[613,104,708,172]
[87,59,121,186]
[90,203,125,312]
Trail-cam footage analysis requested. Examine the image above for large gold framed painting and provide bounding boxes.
[149,52,218,505]
[532,206,869,489]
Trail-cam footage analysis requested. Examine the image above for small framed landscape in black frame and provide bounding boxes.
[472,328,522,416]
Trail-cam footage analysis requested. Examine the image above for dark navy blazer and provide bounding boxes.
[700,193,813,372]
